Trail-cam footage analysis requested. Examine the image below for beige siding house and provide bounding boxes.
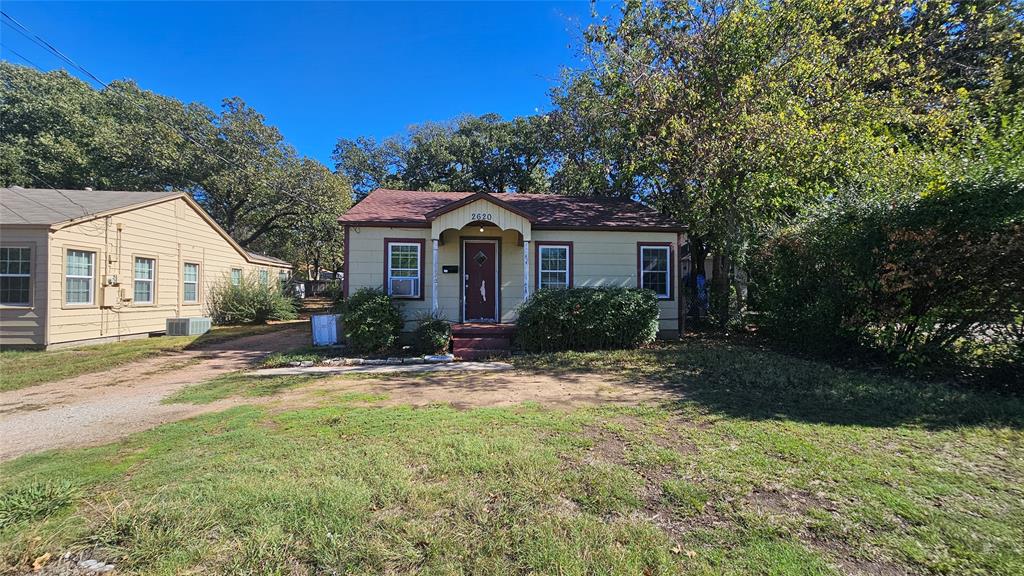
[0,187,291,349]
[340,189,687,337]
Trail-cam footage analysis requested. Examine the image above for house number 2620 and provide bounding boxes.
[472,213,493,221]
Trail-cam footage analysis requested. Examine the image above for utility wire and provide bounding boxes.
[0,42,44,69]
[0,10,329,217]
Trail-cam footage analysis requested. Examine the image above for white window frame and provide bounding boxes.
[387,241,421,299]
[183,262,200,304]
[231,268,243,286]
[0,246,32,307]
[258,268,269,286]
[639,245,672,299]
[538,244,571,290]
[133,256,156,305]
[65,249,96,306]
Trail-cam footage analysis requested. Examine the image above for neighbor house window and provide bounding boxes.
[638,244,672,299]
[231,268,242,286]
[183,263,199,303]
[386,241,422,299]
[278,270,289,289]
[65,249,95,305]
[538,244,571,289]
[0,247,31,306]
[133,257,155,304]
[258,269,269,286]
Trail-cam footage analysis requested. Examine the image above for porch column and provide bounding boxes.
[522,240,530,302]
[431,238,439,314]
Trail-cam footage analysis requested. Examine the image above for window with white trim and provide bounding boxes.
[538,245,570,289]
[258,269,269,286]
[65,249,95,305]
[134,257,155,304]
[0,247,31,306]
[387,242,421,298]
[639,245,671,299]
[231,268,242,286]
[183,263,199,303]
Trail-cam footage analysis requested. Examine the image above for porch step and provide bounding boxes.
[454,348,511,361]
[452,323,515,361]
[453,336,510,350]
[452,323,516,337]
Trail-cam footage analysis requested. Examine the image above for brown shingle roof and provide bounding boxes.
[339,189,686,231]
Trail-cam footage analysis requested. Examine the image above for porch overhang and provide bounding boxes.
[426,193,534,315]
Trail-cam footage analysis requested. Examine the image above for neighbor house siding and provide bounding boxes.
[45,197,289,347]
[0,227,49,347]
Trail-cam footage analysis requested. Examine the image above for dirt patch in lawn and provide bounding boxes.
[269,369,669,411]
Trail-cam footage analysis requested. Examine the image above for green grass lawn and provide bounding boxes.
[2,338,1022,575]
[0,323,303,392]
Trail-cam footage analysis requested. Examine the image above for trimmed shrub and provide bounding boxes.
[516,287,660,352]
[340,288,403,354]
[414,316,452,355]
[207,274,297,325]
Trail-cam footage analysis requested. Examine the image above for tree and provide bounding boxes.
[262,160,352,279]
[332,113,554,199]
[0,63,352,268]
[558,0,984,326]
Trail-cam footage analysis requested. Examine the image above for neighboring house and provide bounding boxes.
[0,187,292,349]
[339,189,687,337]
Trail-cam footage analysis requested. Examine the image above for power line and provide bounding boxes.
[0,10,330,217]
[0,42,44,70]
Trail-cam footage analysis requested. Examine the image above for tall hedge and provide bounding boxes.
[751,178,1023,386]
[516,287,661,352]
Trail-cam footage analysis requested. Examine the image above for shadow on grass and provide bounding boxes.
[512,338,1024,430]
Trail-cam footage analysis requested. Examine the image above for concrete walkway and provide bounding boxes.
[256,361,513,376]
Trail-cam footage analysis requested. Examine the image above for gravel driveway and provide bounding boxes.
[0,328,308,461]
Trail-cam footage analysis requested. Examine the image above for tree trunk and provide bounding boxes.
[711,252,731,329]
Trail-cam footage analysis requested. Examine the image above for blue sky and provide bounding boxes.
[1,1,599,166]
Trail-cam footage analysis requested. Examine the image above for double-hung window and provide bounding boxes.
[258,269,269,286]
[387,241,421,298]
[638,244,672,299]
[183,263,199,303]
[231,268,243,286]
[0,247,31,306]
[538,244,571,289]
[65,249,95,305]
[134,257,156,304]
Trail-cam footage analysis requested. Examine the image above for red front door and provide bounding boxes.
[464,241,498,321]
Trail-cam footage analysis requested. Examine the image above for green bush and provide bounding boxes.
[340,288,403,354]
[516,287,660,352]
[207,273,297,325]
[414,316,452,355]
[751,178,1024,386]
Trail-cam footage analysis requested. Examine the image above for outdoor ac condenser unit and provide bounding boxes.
[166,317,212,336]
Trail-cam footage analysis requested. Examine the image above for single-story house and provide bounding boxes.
[0,187,292,349]
[339,189,687,337]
